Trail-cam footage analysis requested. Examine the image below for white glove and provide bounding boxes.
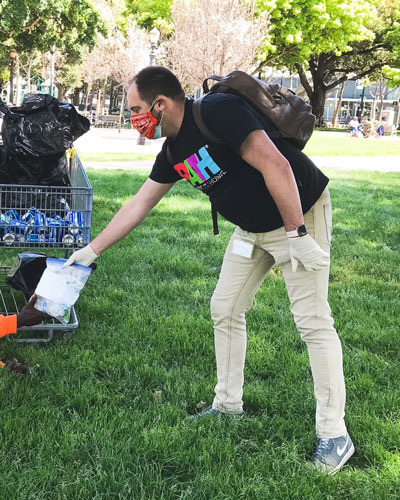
[64,244,99,267]
[289,234,329,272]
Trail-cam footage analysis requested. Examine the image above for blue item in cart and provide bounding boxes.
[49,213,64,221]
[22,207,38,223]
[34,211,47,228]
[2,220,28,244]
[67,211,83,235]
[47,218,66,242]
[9,220,28,235]
[26,232,39,243]
[5,209,20,221]
[1,210,19,224]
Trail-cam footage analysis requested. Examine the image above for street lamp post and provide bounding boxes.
[149,27,160,66]
[358,86,366,119]
[49,46,56,96]
[9,49,17,104]
[137,27,160,146]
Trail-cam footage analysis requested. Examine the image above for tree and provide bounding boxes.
[0,0,106,102]
[383,66,400,88]
[108,22,149,129]
[256,0,400,125]
[81,38,112,112]
[18,50,42,93]
[162,0,269,94]
[124,0,172,30]
[0,0,106,55]
[41,51,83,101]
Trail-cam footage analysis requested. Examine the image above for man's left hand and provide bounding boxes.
[17,294,50,328]
[289,234,329,272]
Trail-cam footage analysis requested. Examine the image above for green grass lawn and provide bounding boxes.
[78,134,400,165]
[0,168,399,499]
[304,134,400,156]
[79,152,156,162]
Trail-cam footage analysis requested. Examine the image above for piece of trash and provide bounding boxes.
[34,257,92,324]
[154,389,164,402]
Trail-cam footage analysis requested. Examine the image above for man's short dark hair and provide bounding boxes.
[131,66,185,105]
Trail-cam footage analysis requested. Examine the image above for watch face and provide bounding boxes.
[297,224,308,237]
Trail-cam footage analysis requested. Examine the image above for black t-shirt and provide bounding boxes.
[149,94,328,233]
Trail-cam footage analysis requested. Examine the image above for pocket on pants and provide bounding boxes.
[323,203,333,244]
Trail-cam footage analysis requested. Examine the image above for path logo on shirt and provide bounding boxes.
[173,146,226,191]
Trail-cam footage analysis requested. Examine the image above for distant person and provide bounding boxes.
[347,117,360,135]
[0,295,49,375]
[376,124,385,138]
[66,65,355,474]
[363,117,375,138]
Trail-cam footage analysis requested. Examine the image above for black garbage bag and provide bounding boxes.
[0,94,90,157]
[0,149,70,186]
[6,252,48,297]
[0,154,70,186]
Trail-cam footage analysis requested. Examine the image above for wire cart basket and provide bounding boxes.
[0,150,92,342]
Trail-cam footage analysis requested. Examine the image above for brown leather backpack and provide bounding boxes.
[193,70,316,150]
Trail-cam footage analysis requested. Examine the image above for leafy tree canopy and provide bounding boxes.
[124,0,172,31]
[0,0,107,61]
[255,0,400,123]
[256,0,376,70]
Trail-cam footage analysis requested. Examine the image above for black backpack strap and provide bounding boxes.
[211,202,219,236]
[192,96,222,144]
[192,96,223,235]
[166,141,173,165]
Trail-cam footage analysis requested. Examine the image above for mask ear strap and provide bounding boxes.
[149,99,158,112]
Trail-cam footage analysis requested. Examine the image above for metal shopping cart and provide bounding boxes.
[0,150,93,342]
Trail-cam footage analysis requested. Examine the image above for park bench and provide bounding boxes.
[94,115,120,128]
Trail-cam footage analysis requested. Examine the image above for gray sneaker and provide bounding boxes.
[189,405,244,421]
[312,433,355,474]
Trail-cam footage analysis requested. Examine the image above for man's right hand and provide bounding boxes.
[64,243,99,267]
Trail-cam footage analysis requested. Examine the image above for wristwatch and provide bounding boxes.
[286,224,308,238]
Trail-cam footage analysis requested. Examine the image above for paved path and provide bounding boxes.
[309,156,400,172]
[76,128,400,173]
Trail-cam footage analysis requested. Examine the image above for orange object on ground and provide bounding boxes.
[0,314,17,338]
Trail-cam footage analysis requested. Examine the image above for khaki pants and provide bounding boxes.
[210,188,347,438]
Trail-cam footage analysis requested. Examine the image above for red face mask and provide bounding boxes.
[130,101,160,139]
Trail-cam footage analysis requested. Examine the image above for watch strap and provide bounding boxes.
[287,224,308,238]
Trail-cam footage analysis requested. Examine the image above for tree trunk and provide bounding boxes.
[378,80,385,122]
[371,98,376,121]
[26,58,32,93]
[73,88,81,106]
[109,80,114,112]
[118,89,125,134]
[96,84,102,116]
[332,81,346,128]
[297,63,327,126]
[102,78,107,114]
[9,56,16,104]
[85,84,91,112]
[15,55,21,106]
[56,83,67,101]
[310,86,327,127]
[89,90,94,111]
